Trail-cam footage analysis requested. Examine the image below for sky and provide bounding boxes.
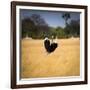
[20,9,80,28]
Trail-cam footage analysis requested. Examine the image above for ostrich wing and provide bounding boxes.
[44,40,51,53]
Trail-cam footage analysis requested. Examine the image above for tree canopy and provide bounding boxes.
[21,13,80,39]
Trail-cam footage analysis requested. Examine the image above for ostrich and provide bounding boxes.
[44,36,58,53]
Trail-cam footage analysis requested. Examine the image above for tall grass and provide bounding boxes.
[21,38,80,78]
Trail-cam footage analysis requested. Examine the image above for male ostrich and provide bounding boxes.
[44,36,58,53]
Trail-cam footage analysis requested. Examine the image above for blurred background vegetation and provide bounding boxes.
[21,13,80,39]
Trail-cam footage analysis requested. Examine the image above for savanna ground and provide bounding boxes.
[21,38,80,78]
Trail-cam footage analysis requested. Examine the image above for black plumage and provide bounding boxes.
[44,37,58,53]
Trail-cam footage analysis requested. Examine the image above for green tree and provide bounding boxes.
[22,14,49,39]
[62,13,71,38]
[22,18,36,38]
[55,27,65,38]
[69,19,80,37]
[62,13,71,26]
[64,19,80,37]
[30,14,49,38]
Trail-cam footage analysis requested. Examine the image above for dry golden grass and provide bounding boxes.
[21,38,80,78]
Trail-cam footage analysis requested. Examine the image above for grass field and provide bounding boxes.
[21,38,80,78]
